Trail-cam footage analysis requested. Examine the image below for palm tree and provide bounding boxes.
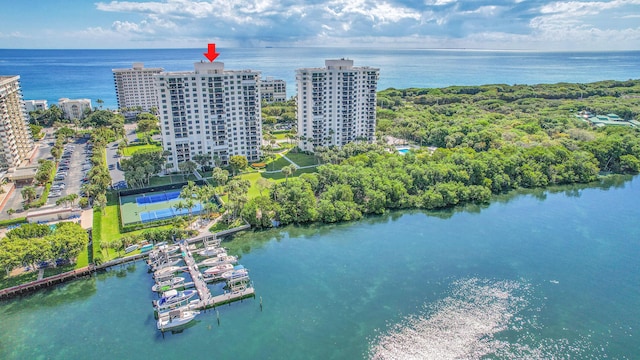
[173,200,186,217]
[281,165,294,183]
[68,193,79,207]
[21,186,37,205]
[96,99,104,109]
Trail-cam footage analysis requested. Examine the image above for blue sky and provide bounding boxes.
[1,0,639,50]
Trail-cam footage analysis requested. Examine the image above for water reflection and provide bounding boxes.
[223,175,635,257]
[0,277,97,315]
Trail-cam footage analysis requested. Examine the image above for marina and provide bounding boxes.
[148,235,255,332]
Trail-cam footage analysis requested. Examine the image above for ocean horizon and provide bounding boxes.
[1,47,639,109]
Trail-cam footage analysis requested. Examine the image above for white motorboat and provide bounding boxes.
[198,254,237,267]
[157,308,200,331]
[220,268,249,281]
[150,244,180,257]
[198,246,226,257]
[149,258,182,272]
[152,276,186,293]
[154,289,197,311]
[153,266,183,280]
[203,263,234,277]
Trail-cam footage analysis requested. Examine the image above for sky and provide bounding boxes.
[0,0,639,50]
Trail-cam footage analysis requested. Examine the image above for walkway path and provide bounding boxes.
[37,269,44,280]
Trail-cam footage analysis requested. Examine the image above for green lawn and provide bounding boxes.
[236,172,264,199]
[285,151,318,167]
[266,155,292,171]
[262,167,318,181]
[235,167,318,200]
[122,144,162,156]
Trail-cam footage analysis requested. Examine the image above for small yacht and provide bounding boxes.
[154,289,197,311]
[198,246,226,257]
[157,308,200,331]
[221,268,249,281]
[152,276,186,293]
[154,266,184,280]
[149,258,182,272]
[203,263,234,277]
[198,254,237,267]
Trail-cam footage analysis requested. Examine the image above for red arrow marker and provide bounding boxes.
[203,43,220,62]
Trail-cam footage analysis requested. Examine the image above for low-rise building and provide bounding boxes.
[260,77,287,104]
[23,100,48,113]
[58,98,92,120]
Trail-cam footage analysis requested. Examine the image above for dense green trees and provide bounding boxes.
[0,222,88,274]
[245,81,640,228]
[121,149,164,188]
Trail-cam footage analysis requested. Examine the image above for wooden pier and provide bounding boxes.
[0,266,95,300]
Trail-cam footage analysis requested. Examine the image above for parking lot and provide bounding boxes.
[47,138,92,204]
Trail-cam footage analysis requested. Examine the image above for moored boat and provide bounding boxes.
[149,258,182,272]
[198,254,237,267]
[153,289,197,311]
[198,246,226,257]
[153,266,184,280]
[221,268,249,281]
[157,308,200,331]
[152,276,186,293]
[203,263,234,277]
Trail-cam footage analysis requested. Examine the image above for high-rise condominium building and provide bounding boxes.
[113,63,163,114]
[156,62,262,170]
[58,98,92,120]
[296,59,379,152]
[0,76,34,169]
[260,77,287,104]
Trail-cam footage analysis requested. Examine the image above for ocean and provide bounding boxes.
[0,176,639,359]
[1,48,640,109]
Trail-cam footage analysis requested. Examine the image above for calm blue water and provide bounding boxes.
[1,176,639,359]
[1,48,639,109]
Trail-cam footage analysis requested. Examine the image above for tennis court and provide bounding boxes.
[139,203,203,223]
[136,191,181,205]
[120,189,204,226]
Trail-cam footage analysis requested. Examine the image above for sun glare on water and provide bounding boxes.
[368,278,602,360]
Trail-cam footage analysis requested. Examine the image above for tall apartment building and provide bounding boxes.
[296,59,379,152]
[0,76,34,169]
[113,63,163,114]
[156,62,262,170]
[260,77,287,103]
[58,98,92,120]
[24,99,48,113]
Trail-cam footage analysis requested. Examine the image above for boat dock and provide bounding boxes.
[177,241,254,310]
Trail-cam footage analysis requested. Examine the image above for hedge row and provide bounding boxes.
[0,217,28,228]
[121,217,178,233]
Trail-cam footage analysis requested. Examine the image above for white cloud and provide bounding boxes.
[424,0,456,6]
[6,0,635,50]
